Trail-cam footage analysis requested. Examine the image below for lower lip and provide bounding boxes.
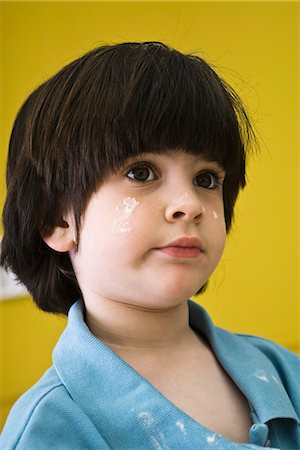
[157,247,201,258]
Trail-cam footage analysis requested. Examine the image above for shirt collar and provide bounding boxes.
[53,299,299,448]
[188,300,299,425]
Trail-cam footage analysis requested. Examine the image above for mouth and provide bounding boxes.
[154,236,204,259]
[156,247,201,258]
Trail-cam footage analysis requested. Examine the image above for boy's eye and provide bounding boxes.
[127,165,156,182]
[194,172,221,189]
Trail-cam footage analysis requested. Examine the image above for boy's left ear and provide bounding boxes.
[42,214,77,253]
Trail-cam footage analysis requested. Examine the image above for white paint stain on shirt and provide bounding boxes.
[138,411,155,427]
[112,197,139,234]
[137,411,170,450]
[254,369,269,383]
[149,436,164,450]
[207,433,217,444]
[271,375,280,384]
[175,420,187,436]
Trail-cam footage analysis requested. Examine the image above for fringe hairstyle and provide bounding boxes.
[0,41,255,315]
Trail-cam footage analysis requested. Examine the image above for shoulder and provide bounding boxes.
[235,332,300,371]
[0,367,109,450]
[190,299,300,380]
[216,324,300,379]
[230,332,300,414]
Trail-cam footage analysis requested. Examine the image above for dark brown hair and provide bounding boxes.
[0,41,255,315]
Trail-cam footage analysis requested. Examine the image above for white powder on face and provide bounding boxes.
[212,210,218,219]
[112,197,139,234]
[166,193,207,217]
[177,193,189,202]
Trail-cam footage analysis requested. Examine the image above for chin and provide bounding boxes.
[156,274,207,301]
[147,285,203,309]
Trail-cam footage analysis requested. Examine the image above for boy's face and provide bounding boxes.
[70,150,226,310]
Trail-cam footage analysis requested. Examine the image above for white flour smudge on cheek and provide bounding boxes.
[112,197,139,234]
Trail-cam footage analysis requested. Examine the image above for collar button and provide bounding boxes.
[250,423,269,446]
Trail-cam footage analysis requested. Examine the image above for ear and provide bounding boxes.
[42,214,76,253]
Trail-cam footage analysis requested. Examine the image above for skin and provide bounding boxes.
[45,149,227,348]
[44,150,253,442]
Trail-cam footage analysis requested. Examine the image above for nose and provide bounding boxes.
[164,191,205,224]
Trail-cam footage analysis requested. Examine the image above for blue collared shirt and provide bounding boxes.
[1,300,299,449]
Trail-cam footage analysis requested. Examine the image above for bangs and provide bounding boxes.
[22,42,252,200]
[109,45,250,175]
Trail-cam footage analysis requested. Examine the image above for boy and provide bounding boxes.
[1,42,299,449]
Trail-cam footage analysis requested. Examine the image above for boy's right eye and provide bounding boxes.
[126,164,156,183]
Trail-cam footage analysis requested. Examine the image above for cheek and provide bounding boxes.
[81,196,141,245]
[212,210,219,220]
[208,206,227,246]
[111,197,140,235]
[211,208,226,230]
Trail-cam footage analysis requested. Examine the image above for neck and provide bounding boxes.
[84,297,194,353]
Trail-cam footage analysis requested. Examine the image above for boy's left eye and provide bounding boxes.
[194,172,221,189]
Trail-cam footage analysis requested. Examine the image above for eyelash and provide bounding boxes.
[125,162,224,190]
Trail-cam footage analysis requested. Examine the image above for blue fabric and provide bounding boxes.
[1,300,299,449]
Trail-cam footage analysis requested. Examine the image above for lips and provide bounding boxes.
[155,236,203,259]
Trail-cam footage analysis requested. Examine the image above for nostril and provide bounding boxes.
[173,212,185,218]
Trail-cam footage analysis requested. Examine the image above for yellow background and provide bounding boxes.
[0,1,299,429]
